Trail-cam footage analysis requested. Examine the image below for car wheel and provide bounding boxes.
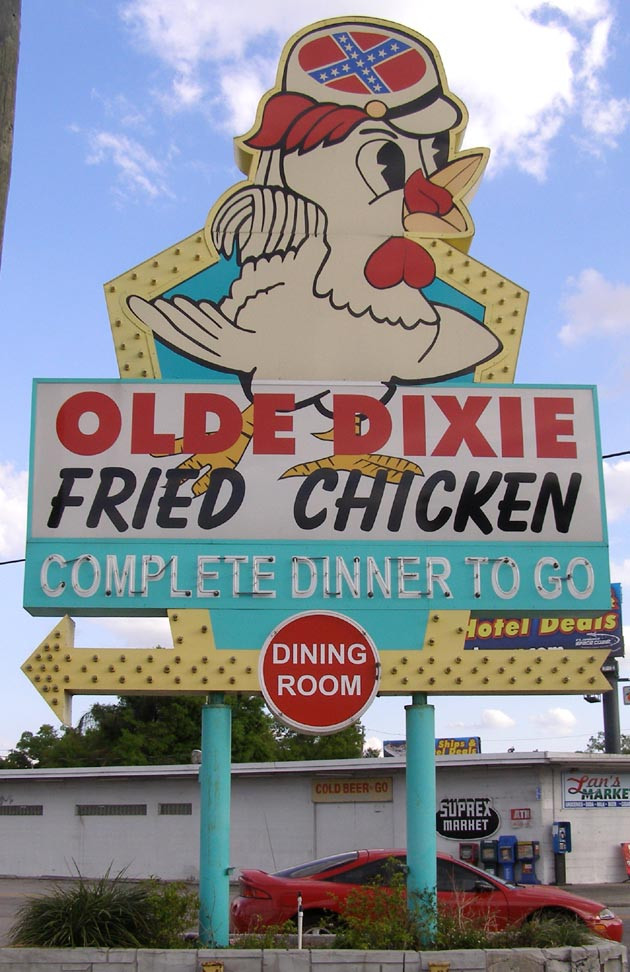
[527,908,582,925]
[300,910,338,935]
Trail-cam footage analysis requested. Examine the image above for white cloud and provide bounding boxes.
[604,459,630,523]
[529,707,577,735]
[0,463,27,560]
[610,558,630,588]
[90,90,150,132]
[558,269,630,345]
[217,58,278,135]
[118,0,629,178]
[449,709,516,731]
[84,130,175,200]
[364,735,384,755]
[581,95,630,145]
[81,616,172,647]
[576,15,630,149]
[481,708,516,730]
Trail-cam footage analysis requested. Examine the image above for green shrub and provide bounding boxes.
[332,865,595,951]
[9,868,198,948]
[334,870,433,950]
[492,913,593,949]
[231,919,296,949]
[139,877,199,948]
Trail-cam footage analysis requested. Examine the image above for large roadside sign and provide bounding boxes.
[23,15,612,721]
[27,380,608,620]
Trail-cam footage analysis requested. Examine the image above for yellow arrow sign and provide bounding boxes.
[22,609,612,726]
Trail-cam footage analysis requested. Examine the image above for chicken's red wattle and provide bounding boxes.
[364,237,436,290]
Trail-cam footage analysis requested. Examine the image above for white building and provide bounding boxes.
[0,751,627,885]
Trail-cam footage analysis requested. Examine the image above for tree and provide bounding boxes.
[2,724,62,768]
[1,694,367,768]
[272,721,366,761]
[583,732,630,754]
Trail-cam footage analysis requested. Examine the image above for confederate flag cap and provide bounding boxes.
[283,18,463,135]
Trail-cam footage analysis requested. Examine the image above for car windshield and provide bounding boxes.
[459,859,516,888]
[273,851,360,879]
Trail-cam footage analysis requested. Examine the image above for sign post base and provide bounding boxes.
[405,693,437,942]
[199,695,232,946]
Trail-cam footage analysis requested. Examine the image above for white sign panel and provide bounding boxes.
[563,771,630,808]
[29,380,605,544]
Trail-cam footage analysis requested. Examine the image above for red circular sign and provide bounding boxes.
[259,611,381,735]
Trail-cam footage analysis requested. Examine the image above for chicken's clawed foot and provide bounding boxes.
[152,404,254,497]
[280,454,423,482]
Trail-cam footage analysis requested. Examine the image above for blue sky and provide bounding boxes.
[1,0,629,754]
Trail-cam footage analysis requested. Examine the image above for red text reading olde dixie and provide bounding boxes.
[55,391,578,459]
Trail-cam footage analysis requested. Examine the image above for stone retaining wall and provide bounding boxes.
[0,943,625,972]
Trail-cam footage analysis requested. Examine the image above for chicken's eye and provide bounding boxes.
[356,139,406,197]
[376,142,406,191]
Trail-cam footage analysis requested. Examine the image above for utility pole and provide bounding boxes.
[0,0,20,269]
[602,657,621,754]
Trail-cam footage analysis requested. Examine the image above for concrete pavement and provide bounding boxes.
[565,883,630,907]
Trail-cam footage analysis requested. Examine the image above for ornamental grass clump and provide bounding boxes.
[491,912,593,949]
[9,868,198,948]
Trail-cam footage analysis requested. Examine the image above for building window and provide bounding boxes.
[0,804,43,816]
[158,803,193,815]
[76,804,147,816]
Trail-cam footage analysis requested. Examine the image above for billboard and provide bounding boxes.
[26,379,609,622]
[384,738,482,756]
[465,584,623,655]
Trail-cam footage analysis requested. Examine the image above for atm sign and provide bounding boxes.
[511,808,532,821]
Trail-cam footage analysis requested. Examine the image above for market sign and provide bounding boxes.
[563,771,630,808]
[436,796,500,839]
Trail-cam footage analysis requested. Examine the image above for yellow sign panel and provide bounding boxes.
[22,609,610,726]
[312,777,393,803]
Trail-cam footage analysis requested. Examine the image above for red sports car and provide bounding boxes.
[230,848,622,942]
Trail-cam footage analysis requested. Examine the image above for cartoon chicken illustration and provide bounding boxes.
[127,18,502,492]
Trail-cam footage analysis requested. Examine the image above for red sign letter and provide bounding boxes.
[333,395,391,453]
[182,393,243,454]
[130,393,176,454]
[56,392,121,456]
[432,396,495,457]
[534,397,576,458]
[253,394,295,454]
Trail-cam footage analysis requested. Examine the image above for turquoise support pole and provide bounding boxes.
[199,694,232,946]
[405,692,437,943]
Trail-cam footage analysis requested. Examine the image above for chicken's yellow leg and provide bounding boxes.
[156,404,254,497]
